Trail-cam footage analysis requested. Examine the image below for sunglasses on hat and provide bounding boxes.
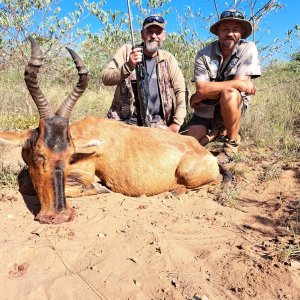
[143,16,165,26]
[220,10,245,20]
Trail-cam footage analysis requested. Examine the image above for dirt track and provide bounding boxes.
[0,144,299,300]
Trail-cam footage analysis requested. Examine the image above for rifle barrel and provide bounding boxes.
[127,0,135,46]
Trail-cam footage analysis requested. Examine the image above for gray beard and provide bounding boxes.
[220,39,237,50]
[144,41,160,53]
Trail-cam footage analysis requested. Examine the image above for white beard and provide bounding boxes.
[144,40,160,53]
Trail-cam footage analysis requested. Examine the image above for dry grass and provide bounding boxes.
[279,217,300,262]
[0,69,114,130]
[242,62,300,160]
[44,84,114,122]
[0,163,19,189]
[259,161,285,182]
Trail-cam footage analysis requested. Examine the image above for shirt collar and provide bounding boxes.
[156,49,165,62]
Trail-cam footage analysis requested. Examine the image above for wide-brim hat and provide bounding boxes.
[142,15,165,30]
[210,9,252,39]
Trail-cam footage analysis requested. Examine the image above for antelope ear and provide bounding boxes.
[70,139,104,164]
[69,152,96,165]
[0,130,33,147]
[74,139,104,153]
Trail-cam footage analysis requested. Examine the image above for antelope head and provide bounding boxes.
[22,37,89,224]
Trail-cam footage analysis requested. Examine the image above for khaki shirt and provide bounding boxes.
[102,44,187,126]
[194,40,261,118]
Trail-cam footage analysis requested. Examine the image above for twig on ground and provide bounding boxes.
[46,237,108,300]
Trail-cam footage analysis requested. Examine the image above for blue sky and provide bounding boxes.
[60,0,299,60]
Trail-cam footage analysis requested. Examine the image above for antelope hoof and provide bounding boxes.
[35,208,75,224]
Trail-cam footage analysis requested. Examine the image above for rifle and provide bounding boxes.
[126,0,151,127]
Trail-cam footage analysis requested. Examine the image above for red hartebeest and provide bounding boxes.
[0,38,223,224]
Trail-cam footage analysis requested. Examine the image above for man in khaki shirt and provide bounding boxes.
[186,9,261,161]
[102,16,186,133]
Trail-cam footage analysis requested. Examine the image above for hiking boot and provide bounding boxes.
[223,135,240,158]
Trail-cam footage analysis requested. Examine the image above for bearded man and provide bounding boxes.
[185,9,261,161]
[102,16,186,133]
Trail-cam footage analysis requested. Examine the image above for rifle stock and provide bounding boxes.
[135,60,151,127]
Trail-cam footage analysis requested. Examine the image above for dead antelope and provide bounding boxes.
[0,37,222,224]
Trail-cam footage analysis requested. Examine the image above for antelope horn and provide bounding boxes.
[55,47,89,119]
[24,36,54,119]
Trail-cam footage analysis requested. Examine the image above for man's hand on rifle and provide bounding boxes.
[128,47,143,70]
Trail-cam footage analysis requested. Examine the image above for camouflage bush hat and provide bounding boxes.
[210,9,252,39]
[142,15,165,30]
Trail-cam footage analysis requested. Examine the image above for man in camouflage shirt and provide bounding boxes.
[186,9,261,161]
[102,15,186,133]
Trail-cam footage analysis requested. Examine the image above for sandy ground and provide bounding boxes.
[0,144,299,300]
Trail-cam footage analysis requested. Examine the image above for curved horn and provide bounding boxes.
[24,36,54,119]
[55,47,89,119]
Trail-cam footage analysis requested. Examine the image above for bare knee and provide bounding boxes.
[221,87,239,98]
[220,88,241,107]
[220,88,241,102]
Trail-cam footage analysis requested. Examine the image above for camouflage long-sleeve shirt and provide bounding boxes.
[102,44,187,126]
